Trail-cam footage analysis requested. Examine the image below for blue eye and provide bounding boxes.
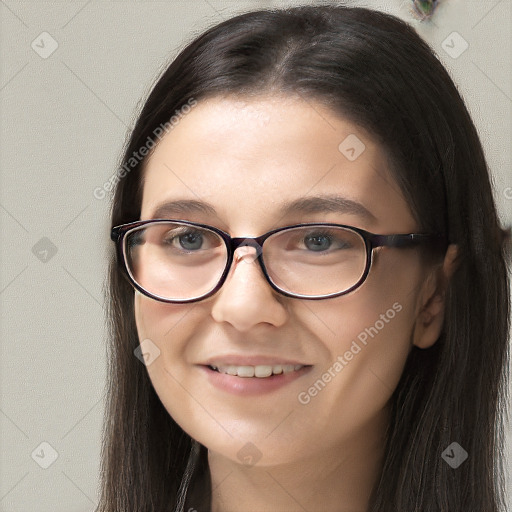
[304,233,332,251]
[302,230,353,252]
[161,227,222,253]
[176,231,203,250]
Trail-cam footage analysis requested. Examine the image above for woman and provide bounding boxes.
[97,5,510,511]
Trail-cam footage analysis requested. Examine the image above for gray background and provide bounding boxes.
[1,0,510,510]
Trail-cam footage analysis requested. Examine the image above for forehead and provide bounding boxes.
[140,95,416,233]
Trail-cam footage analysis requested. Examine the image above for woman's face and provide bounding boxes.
[134,95,432,467]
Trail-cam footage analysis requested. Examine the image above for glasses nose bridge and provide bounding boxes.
[229,234,269,254]
[219,235,270,291]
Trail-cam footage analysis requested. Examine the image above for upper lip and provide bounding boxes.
[201,355,311,367]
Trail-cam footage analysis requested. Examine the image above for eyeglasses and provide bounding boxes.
[111,219,447,303]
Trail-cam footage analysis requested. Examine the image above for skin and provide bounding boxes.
[134,95,458,512]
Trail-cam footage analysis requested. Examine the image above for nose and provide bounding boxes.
[210,246,288,332]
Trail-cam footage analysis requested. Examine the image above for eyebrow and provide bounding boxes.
[149,195,376,223]
[150,199,217,219]
[278,195,376,222]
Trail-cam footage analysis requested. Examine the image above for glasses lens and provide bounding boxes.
[263,226,367,297]
[124,222,227,301]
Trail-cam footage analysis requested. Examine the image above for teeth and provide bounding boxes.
[210,364,304,378]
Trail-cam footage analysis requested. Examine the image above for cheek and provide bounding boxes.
[134,290,201,344]
[133,293,204,421]
[298,255,421,421]
[303,298,413,406]
[133,291,197,383]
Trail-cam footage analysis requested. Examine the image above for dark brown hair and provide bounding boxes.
[96,4,510,511]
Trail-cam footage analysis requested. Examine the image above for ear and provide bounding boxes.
[412,244,459,349]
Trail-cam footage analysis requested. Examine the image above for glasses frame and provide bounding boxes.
[111,219,447,303]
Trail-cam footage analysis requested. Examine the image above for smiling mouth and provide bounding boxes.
[208,364,310,378]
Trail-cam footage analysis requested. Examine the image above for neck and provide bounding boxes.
[206,405,390,512]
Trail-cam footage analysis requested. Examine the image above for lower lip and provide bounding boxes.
[199,365,313,396]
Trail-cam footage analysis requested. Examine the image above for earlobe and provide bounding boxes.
[412,244,459,349]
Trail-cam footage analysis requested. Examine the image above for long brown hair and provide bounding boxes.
[96,5,511,511]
